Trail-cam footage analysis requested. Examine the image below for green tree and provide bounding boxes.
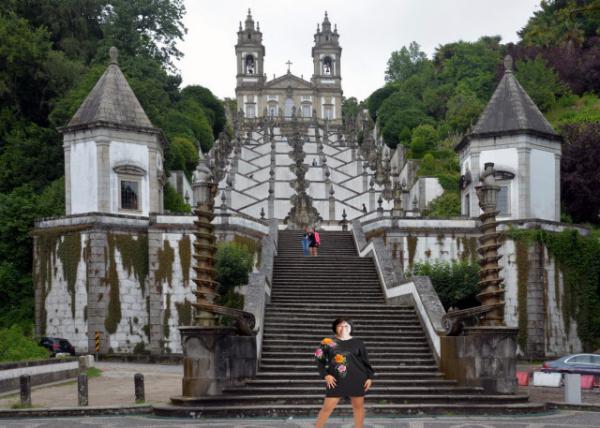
[385,41,429,82]
[445,87,484,133]
[342,96,360,126]
[215,242,254,296]
[98,0,187,70]
[181,85,226,138]
[409,124,438,158]
[163,182,191,213]
[515,56,570,112]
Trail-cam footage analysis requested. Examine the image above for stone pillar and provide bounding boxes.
[526,242,546,358]
[78,373,88,406]
[469,152,480,217]
[148,146,159,214]
[86,230,109,354]
[96,138,111,213]
[20,375,31,407]
[554,152,561,222]
[64,142,72,215]
[517,147,531,218]
[134,373,145,402]
[177,326,256,397]
[147,223,164,355]
[440,327,518,394]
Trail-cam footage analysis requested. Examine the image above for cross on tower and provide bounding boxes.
[286,60,293,73]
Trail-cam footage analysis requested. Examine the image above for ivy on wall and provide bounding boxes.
[178,234,191,287]
[105,235,121,334]
[509,228,600,351]
[157,240,175,288]
[112,234,148,294]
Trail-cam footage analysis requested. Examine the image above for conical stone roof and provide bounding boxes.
[457,55,561,150]
[65,47,154,131]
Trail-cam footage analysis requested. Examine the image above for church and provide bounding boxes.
[32,10,579,361]
[236,10,343,124]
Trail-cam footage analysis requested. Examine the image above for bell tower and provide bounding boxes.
[312,12,343,123]
[235,9,265,118]
[312,12,342,84]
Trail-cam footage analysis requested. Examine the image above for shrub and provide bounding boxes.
[413,261,479,309]
[215,242,254,296]
[0,325,49,362]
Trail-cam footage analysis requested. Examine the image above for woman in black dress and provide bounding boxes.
[314,317,374,428]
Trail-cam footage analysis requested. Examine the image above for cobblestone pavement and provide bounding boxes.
[0,411,600,427]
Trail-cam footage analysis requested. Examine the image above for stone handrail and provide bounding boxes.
[243,218,278,360]
[351,220,446,361]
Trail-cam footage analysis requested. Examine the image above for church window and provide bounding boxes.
[324,105,333,119]
[284,97,294,117]
[120,180,139,211]
[246,103,256,118]
[323,56,332,75]
[302,103,311,118]
[245,55,255,74]
[496,184,510,216]
[464,193,470,216]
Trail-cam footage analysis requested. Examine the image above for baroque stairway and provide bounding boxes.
[157,230,543,417]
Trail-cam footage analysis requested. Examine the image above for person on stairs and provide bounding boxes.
[309,226,320,257]
[302,226,310,256]
[314,318,374,428]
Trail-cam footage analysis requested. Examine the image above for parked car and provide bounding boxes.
[541,353,600,375]
[39,337,76,356]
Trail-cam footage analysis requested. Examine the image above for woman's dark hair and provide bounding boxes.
[331,317,353,333]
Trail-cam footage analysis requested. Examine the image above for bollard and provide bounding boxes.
[78,373,88,407]
[19,375,31,407]
[134,373,145,403]
[565,373,582,404]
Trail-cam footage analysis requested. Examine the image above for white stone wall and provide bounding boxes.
[109,142,150,215]
[70,141,98,214]
[383,231,581,356]
[107,239,148,353]
[44,233,89,352]
[530,149,556,221]
[157,233,197,354]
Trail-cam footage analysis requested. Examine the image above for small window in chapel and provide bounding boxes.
[121,180,139,210]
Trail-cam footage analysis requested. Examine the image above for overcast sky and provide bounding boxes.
[177,0,541,101]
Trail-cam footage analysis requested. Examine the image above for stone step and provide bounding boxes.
[258,363,436,372]
[263,331,426,340]
[241,378,455,387]
[263,324,424,331]
[263,314,419,322]
[259,358,436,366]
[253,371,444,379]
[261,345,432,354]
[260,351,433,360]
[168,394,528,407]
[263,320,420,327]
[269,298,385,304]
[155,401,545,418]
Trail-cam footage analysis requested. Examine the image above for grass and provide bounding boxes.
[86,367,102,378]
[10,402,34,409]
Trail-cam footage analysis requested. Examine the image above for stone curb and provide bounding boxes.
[546,402,600,412]
[0,404,152,418]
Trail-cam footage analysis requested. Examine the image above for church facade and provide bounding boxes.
[236,10,343,125]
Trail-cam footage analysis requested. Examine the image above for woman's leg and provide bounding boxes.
[350,396,365,428]
[315,397,341,428]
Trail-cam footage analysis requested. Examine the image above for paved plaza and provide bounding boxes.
[0,411,600,427]
[0,362,599,427]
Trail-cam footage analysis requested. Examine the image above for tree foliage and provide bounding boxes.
[215,242,254,296]
[0,1,226,328]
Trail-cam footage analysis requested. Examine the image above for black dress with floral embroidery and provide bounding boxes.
[314,337,375,397]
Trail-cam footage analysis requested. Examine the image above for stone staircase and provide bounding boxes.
[156,230,543,417]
